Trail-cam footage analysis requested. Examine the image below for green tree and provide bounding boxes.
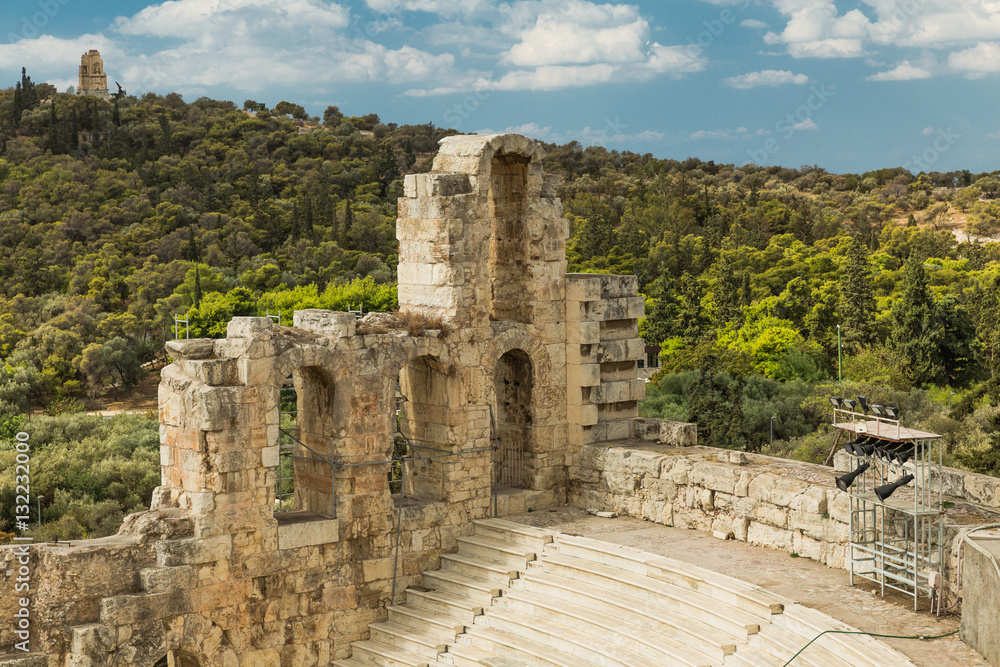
[888,257,944,385]
[687,357,746,450]
[839,236,876,351]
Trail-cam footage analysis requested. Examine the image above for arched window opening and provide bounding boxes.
[488,153,532,323]
[273,366,337,518]
[394,355,451,502]
[494,349,533,489]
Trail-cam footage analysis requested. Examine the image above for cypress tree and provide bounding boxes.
[889,256,943,385]
[839,236,876,351]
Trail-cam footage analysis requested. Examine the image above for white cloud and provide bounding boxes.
[503,7,649,67]
[741,19,769,29]
[690,127,750,140]
[405,1,705,94]
[98,0,455,94]
[365,0,490,16]
[987,130,1000,139]
[866,60,932,81]
[948,42,1000,74]
[0,34,120,71]
[792,118,817,131]
[922,126,936,136]
[475,122,666,145]
[114,0,350,39]
[761,0,1000,76]
[725,69,809,88]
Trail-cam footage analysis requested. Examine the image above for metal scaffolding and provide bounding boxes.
[832,405,944,610]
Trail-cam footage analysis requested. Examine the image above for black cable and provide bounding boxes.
[781,628,959,666]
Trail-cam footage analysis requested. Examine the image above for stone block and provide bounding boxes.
[599,274,639,299]
[752,502,788,528]
[568,321,600,344]
[165,338,216,360]
[689,462,740,494]
[594,339,645,363]
[568,403,598,426]
[293,310,356,337]
[964,473,1000,508]
[747,473,811,506]
[590,379,645,404]
[157,534,233,566]
[747,521,793,551]
[631,419,697,446]
[566,275,602,302]
[277,519,339,550]
[567,363,600,389]
[226,317,273,340]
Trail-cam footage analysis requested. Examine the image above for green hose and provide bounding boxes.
[781,628,959,666]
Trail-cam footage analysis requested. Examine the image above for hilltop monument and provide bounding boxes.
[78,49,109,99]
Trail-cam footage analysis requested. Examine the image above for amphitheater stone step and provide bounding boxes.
[338,518,916,667]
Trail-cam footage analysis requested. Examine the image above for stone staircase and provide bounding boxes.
[335,518,916,667]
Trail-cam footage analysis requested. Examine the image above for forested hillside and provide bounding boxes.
[3,67,1000,539]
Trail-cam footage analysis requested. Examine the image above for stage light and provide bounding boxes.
[889,444,915,464]
[842,398,858,412]
[857,395,870,414]
[837,463,871,492]
[869,404,885,418]
[884,406,900,420]
[875,473,915,501]
[829,397,843,409]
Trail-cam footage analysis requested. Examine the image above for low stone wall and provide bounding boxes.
[570,445,851,568]
[961,533,1000,665]
[569,442,1000,592]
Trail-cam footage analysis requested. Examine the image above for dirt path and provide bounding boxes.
[507,506,988,667]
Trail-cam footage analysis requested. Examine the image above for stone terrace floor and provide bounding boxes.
[507,505,990,667]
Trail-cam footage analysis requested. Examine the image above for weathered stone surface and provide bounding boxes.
[4,133,723,666]
[166,338,216,360]
[293,310,356,337]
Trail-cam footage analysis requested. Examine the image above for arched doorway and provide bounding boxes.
[494,349,533,489]
[153,651,200,667]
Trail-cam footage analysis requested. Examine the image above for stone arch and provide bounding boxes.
[432,134,547,324]
[483,327,553,490]
[494,349,533,488]
[382,336,458,501]
[152,651,201,667]
[270,344,343,517]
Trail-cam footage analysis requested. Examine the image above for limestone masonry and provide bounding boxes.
[77,50,109,99]
[1,133,998,666]
[0,134,667,665]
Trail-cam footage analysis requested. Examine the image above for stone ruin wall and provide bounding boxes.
[3,132,1000,665]
[570,441,1000,596]
[0,134,656,666]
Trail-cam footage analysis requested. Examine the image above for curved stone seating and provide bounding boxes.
[335,518,916,667]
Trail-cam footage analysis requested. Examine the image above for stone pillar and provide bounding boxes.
[565,274,646,446]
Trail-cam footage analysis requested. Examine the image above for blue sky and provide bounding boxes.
[1,0,999,174]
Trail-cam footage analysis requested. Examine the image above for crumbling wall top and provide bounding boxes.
[432,133,546,194]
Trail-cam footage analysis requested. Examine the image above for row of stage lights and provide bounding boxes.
[829,395,900,421]
[832,395,915,502]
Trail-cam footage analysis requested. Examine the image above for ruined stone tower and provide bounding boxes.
[78,49,109,99]
[0,134,659,665]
